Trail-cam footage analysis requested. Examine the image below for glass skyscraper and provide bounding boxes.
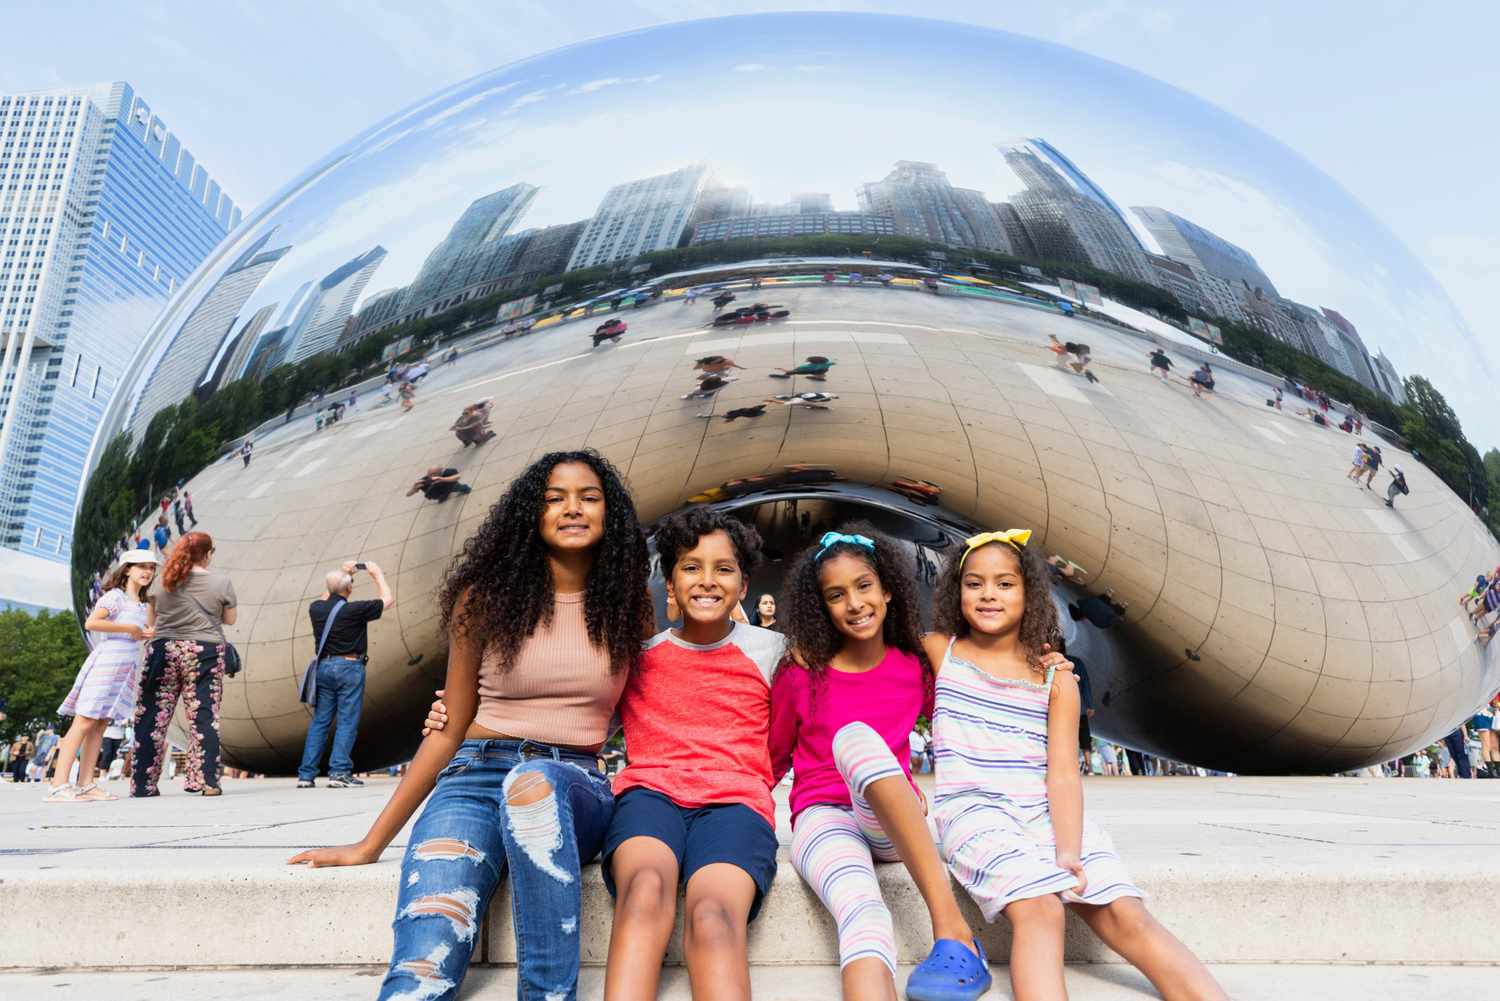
[0,83,234,608]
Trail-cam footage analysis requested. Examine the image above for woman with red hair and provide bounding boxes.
[133,531,238,797]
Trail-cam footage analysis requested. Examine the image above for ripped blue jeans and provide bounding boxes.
[379,739,614,1001]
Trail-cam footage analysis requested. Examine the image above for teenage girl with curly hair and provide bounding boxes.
[771,524,989,1001]
[291,449,652,1001]
[923,530,1225,1001]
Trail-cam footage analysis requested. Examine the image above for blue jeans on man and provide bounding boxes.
[297,655,366,780]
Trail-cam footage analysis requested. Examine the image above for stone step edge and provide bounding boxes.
[0,862,1491,969]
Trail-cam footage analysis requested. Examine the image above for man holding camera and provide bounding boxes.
[296,561,394,788]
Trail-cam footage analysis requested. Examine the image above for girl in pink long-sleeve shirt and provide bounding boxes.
[769,525,989,1001]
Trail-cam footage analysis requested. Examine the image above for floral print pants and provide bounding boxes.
[131,639,225,796]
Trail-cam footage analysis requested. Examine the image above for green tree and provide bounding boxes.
[0,609,89,742]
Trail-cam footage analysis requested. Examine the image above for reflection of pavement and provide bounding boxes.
[176,280,1496,776]
[3,774,1498,978]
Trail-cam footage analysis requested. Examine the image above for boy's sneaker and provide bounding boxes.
[296,779,315,789]
[327,774,363,788]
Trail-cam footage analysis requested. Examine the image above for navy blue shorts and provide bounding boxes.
[602,787,779,922]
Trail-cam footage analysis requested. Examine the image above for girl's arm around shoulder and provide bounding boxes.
[1045,670,1085,877]
[768,659,806,785]
[289,590,483,869]
[920,631,951,673]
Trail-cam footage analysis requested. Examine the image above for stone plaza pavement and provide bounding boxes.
[3,774,1498,998]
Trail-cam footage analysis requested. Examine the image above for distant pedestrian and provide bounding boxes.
[183,491,197,527]
[398,381,416,413]
[297,562,394,788]
[241,441,253,468]
[347,389,358,410]
[172,496,187,536]
[152,518,171,556]
[159,495,171,518]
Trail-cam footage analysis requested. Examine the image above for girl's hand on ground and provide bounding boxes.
[421,689,448,736]
[287,842,379,868]
[1056,852,1087,895]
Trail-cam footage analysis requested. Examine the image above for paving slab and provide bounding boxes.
[4,775,1499,970]
[2,964,1493,1001]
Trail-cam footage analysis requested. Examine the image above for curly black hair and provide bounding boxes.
[438,449,651,673]
[653,506,764,580]
[933,535,1060,676]
[779,521,932,684]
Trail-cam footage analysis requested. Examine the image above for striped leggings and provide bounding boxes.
[790,721,907,975]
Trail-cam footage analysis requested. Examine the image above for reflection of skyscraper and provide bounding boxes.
[407,184,537,307]
[124,232,289,439]
[510,221,588,282]
[1373,350,1407,405]
[212,303,277,391]
[857,162,1011,253]
[345,288,408,344]
[690,212,896,244]
[999,140,1153,283]
[0,83,234,580]
[992,203,1037,259]
[1320,308,1380,393]
[1131,206,1279,297]
[243,327,288,383]
[568,164,708,271]
[284,246,387,364]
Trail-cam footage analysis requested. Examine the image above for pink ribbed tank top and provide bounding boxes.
[474,591,624,748]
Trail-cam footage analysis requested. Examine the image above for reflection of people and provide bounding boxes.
[240,441,253,467]
[769,356,834,381]
[451,399,495,447]
[750,593,778,631]
[1189,363,1215,398]
[1148,349,1173,383]
[1384,467,1409,509]
[407,466,472,503]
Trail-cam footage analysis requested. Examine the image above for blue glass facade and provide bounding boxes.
[0,83,231,565]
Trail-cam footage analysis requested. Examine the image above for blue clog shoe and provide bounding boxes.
[904,937,992,1001]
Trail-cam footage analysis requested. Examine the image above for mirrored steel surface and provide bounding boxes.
[75,14,1497,774]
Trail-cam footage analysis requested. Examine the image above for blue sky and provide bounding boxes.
[5,0,1497,442]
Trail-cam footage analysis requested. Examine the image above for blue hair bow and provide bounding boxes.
[815,531,875,559]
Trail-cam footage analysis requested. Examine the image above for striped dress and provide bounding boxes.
[932,639,1141,920]
[58,589,148,724]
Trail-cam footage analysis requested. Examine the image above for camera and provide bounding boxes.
[354,562,367,571]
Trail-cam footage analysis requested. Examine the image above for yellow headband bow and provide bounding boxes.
[960,529,1032,567]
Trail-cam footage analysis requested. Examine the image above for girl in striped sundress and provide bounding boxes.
[769,526,990,1001]
[46,549,159,803]
[922,530,1225,1001]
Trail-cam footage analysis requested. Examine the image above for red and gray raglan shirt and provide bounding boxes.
[613,623,787,827]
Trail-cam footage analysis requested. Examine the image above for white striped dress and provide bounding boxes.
[932,639,1141,920]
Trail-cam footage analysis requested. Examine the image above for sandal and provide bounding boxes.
[201,786,223,797]
[74,783,118,802]
[905,937,991,1001]
[43,784,79,803]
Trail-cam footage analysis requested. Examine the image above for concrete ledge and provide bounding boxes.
[1,853,1494,969]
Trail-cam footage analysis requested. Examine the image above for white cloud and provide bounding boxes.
[733,63,769,73]
[569,73,664,95]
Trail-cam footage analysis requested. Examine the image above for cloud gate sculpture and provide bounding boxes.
[74,13,1497,776]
